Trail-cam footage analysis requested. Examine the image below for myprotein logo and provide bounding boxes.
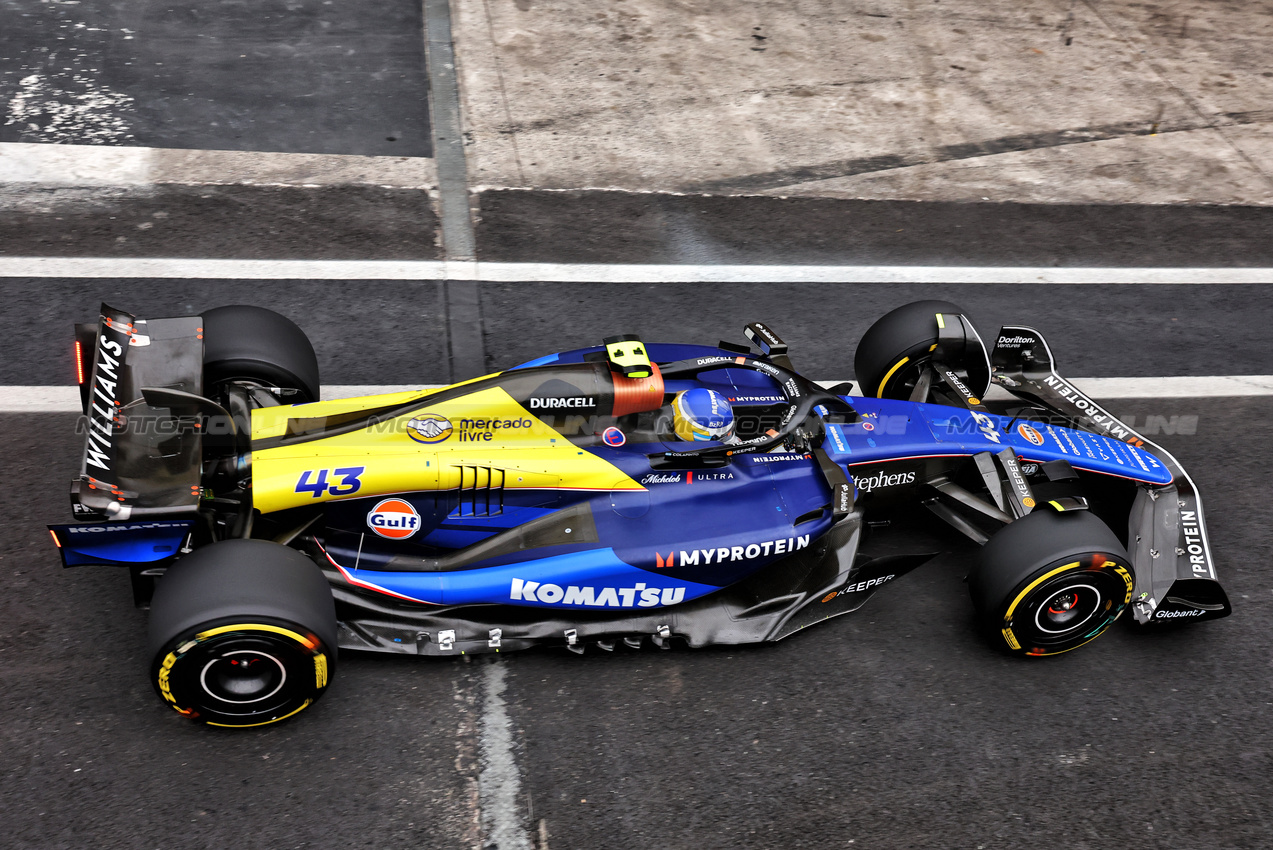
[511,578,686,608]
[367,498,421,539]
[1181,510,1210,576]
[670,534,810,568]
[851,470,916,493]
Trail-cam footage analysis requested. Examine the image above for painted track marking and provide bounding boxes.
[0,258,1270,282]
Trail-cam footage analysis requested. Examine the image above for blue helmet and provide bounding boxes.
[672,388,735,442]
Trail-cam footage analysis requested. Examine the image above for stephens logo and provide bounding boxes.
[407,414,453,443]
[1017,423,1045,446]
[852,470,916,492]
[367,498,421,539]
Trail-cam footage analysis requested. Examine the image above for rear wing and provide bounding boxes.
[71,304,206,521]
[990,327,1231,625]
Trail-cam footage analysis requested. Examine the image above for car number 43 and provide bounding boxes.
[295,467,365,498]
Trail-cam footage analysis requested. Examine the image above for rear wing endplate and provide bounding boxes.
[73,304,206,521]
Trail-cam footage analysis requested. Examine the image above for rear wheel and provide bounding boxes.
[148,539,337,727]
[853,300,990,400]
[968,509,1135,657]
[202,305,320,403]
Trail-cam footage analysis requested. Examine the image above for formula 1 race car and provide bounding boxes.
[50,301,1231,727]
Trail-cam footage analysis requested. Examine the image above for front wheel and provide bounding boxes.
[148,540,338,727]
[968,510,1135,657]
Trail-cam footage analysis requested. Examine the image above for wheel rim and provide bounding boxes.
[1001,554,1133,656]
[155,622,330,726]
[1033,584,1101,635]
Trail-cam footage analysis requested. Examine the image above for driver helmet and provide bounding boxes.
[672,388,735,442]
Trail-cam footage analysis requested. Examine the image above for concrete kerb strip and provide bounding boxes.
[6,376,1272,413]
[423,0,485,383]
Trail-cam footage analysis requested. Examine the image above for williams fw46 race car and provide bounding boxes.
[50,301,1231,727]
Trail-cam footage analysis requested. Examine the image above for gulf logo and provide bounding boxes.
[1017,423,1045,446]
[367,498,421,539]
[407,414,452,443]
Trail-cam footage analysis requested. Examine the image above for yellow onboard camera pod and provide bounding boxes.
[603,334,652,379]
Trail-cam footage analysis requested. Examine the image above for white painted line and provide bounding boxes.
[4,376,1272,413]
[478,661,533,850]
[0,257,1270,283]
[0,143,437,189]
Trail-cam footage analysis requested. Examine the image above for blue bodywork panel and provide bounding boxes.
[824,398,1172,486]
[49,520,193,567]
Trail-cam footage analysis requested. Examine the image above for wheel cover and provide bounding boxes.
[155,622,330,727]
[1000,554,1134,656]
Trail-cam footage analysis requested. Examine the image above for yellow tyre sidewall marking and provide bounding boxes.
[207,699,313,728]
[196,622,316,650]
[1004,561,1081,623]
[877,356,910,398]
[160,623,327,722]
[1005,558,1131,655]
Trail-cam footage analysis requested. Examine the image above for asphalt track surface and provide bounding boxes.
[2,278,1271,386]
[3,283,1273,850]
[0,0,431,156]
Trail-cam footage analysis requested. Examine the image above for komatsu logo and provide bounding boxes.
[66,522,187,533]
[510,578,685,608]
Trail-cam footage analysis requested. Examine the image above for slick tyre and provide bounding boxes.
[854,300,990,400]
[202,305,320,403]
[969,509,1135,657]
[148,540,337,727]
